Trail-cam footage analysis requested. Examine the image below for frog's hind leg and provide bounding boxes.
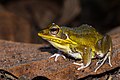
[95,34,112,72]
[95,51,112,72]
[95,53,109,72]
[96,52,112,67]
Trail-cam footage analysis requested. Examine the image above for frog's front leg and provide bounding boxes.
[73,47,92,70]
[49,50,66,61]
[95,34,112,72]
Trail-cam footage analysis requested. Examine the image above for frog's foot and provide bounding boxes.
[73,62,87,70]
[95,53,110,72]
[49,53,66,61]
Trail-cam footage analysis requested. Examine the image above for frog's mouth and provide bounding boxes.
[38,33,77,45]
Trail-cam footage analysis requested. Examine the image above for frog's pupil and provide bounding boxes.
[50,28,59,35]
[50,28,57,31]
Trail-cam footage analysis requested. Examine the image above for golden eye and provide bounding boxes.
[49,28,59,35]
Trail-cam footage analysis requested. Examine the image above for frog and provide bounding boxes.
[38,23,112,72]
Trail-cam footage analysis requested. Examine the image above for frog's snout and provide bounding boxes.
[38,31,43,36]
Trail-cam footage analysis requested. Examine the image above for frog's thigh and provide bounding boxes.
[74,47,92,70]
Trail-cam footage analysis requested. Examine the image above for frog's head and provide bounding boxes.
[38,23,76,44]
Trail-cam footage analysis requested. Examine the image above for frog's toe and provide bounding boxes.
[73,62,85,70]
[109,62,112,67]
[49,53,66,61]
[108,55,112,67]
[77,66,86,70]
[73,62,83,66]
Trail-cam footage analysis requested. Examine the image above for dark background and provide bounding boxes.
[0,0,120,43]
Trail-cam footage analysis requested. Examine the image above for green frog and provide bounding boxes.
[38,23,112,72]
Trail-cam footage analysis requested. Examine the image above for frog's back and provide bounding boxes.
[61,24,103,46]
[62,24,97,34]
[72,24,98,35]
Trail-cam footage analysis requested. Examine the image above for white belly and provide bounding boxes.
[49,41,82,59]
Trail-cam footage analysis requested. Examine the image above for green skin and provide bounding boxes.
[38,23,112,72]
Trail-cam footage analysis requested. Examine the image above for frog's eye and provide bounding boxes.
[49,28,59,35]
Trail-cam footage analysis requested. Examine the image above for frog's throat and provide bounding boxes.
[38,33,77,45]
